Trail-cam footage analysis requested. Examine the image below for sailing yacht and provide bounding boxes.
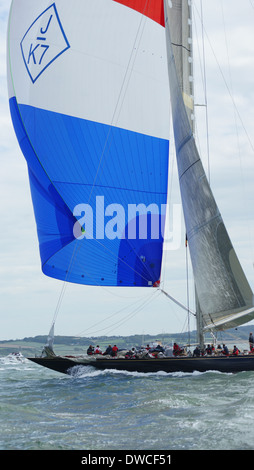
[7,0,254,374]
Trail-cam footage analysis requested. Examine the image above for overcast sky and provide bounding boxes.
[0,0,254,342]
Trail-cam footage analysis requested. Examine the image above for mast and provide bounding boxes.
[196,289,204,349]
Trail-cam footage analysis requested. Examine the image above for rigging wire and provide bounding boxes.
[50,241,82,329]
[75,289,161,337]
[220,0,254,266]
[75,290,157,337]
[193,0,254,275]
[220,0,246,184]
[191,4,209,177]
[185,236,191,346]
[220,1,242,164]
[199,0,211,183]
[193,3,254,156]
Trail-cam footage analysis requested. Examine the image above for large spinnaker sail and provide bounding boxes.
[7,0,170,287]
[164,0,254,331]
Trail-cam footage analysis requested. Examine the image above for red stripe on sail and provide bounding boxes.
[113,0,165,27]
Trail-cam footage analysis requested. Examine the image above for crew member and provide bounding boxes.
[103,345,113,356]
[222,344,229,356]
[233,345,239,356]
[173,343,181,356]
[87,345,94,355]
[111,345,119,357]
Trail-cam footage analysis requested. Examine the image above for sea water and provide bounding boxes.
[0,355,253,453]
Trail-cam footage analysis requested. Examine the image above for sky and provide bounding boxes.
[0,0,254,341]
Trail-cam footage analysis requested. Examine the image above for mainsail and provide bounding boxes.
[164,0,254,331]
[7,0,170,288]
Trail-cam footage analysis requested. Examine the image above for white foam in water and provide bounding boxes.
[0,354,28,365]
[67,365,227,380]
[68,365,105,378]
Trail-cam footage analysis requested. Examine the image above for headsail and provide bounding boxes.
[164,0,254,331]
[7,0,170,287]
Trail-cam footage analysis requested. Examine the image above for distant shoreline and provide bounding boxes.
[0,325,252,357]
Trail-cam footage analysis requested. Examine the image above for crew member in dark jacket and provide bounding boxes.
[103,345,113,356]
[87,345,94,355]
[222,344,229,356]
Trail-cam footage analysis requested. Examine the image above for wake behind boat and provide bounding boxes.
[6,352,25,363]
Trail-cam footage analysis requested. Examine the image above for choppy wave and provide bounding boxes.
[0,355,253,451]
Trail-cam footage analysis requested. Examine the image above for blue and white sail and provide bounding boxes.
[7,0,170,287]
